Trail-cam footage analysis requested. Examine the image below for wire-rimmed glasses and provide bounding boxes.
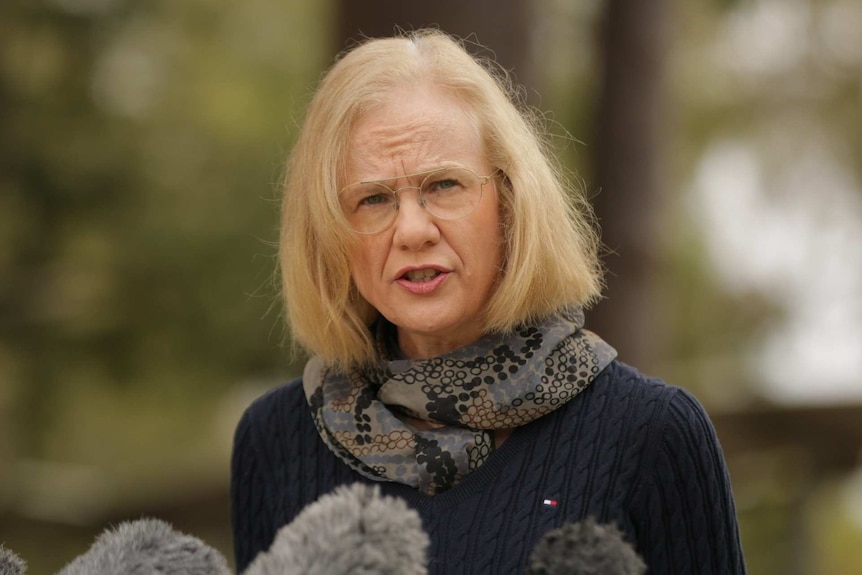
[338,166,495,235]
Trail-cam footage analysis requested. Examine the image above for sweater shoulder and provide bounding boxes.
[241,377,307,424]
[231,376,309,475]
[233,377,316,471]
[593,360,720,454]
[581,360,724,480]
[589,363,745,573]
[231,377,336,571]
[596,359,710,411]
[587,360,681,419]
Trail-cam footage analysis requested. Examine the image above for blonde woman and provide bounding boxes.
[230,30,746,574]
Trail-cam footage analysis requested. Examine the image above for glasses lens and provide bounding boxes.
[420,167,483,220]
[339,167,487,234]
[339,183,396,234]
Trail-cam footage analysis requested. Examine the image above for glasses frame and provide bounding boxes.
[338,165,497,235]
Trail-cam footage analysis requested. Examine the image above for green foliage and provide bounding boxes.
[0,0,331,465]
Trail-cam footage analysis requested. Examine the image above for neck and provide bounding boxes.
[396,329,482,359]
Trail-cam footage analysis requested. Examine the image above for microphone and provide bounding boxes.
[0,544,26,575]
[244,482,429,575]
[56,518,230,575]
[526,517,646,575]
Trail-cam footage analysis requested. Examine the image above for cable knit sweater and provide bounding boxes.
[230,360,746,574]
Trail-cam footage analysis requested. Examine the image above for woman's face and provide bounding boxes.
[344,84,504,359]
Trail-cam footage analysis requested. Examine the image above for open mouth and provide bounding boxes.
[403,269,441,283]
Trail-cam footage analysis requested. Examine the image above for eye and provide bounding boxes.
[357,191,394,208]
[426,177,462,193]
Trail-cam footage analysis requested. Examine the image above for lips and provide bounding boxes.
[395,266,449,295]
[404,268,441,282]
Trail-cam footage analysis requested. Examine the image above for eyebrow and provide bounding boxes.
[356,163,464,186]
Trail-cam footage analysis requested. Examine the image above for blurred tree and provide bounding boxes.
[0,0,329,472]
[585,0,670,370]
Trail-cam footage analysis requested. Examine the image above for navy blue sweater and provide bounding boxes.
[230,360,746,574]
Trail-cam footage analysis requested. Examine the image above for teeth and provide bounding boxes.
[405,269,440,282]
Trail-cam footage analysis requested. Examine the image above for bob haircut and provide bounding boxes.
[280,29,603,368]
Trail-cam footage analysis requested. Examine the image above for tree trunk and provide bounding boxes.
[336,0,535,90]
[587,0,669,369]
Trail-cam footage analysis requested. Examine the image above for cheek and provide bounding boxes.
[347,237,383,292]
[472,201,505,271]
[480,233,505,280]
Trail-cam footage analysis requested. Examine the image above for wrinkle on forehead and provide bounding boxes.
[345,89,483,183]
[351,118,451,169]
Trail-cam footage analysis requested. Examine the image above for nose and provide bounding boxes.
[392,188,440,250]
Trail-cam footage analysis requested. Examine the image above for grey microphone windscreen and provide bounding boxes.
[0,544,26,575]
[526,517,647,575]
[57,518,231,575]
[244,482,429,575]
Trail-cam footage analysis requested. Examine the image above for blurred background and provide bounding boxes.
[1,0,860,572]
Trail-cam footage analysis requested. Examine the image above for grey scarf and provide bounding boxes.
[303,308,616,495]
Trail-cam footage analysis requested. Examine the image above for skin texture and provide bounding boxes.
[345,84,504,360]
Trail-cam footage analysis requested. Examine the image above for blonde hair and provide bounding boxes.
[280,30,602,368]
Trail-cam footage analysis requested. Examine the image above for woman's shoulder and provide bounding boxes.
[593,360,726,463]
[235,377,310,440]
[587,360,717,436]
[590,360,678,408]
[245,377,306,413]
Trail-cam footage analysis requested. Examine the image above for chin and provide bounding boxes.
[393,307,461,333]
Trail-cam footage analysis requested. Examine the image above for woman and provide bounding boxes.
[231,30,746,574]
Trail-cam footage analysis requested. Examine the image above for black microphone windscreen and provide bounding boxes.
[526,517,647,575]
[57,518,231,575]
[244,482,429,575]
[0,544,26,575]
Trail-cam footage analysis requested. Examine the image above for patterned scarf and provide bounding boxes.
[303,308,616,495]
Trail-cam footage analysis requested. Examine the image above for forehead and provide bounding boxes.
[345,85,485,181]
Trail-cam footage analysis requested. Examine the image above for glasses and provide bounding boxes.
[338,166,495,235]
